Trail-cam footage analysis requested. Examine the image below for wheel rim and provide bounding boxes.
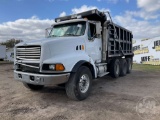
[79,74,90,93]
[115,63,119,74]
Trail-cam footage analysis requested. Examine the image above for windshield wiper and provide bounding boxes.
[63,33,80,36]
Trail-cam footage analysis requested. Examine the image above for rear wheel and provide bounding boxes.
[65,66,92,101]
[126,58,132,73]
[23,83,44,91]
[119,59,127,76]
[110,59,120,78]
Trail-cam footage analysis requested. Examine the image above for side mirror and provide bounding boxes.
[96,22,102,35]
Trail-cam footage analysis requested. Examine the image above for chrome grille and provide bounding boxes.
[16,45,41,61]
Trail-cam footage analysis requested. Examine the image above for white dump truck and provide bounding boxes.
[0,45,6,60]
[14,9,133,100]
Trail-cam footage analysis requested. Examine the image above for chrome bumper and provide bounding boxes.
[14,70,70,85]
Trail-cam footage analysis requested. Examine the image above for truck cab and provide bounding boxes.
[14,9,133,100]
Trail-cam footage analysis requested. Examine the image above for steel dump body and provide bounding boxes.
[107,22,133,58]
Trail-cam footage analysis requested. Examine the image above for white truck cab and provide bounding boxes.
[14,9,133,100]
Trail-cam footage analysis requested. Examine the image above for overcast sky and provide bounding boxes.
[0,0,160,42]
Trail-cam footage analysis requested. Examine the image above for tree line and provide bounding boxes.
[0,39,23,48]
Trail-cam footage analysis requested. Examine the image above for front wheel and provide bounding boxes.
[23,83,44,91]
[65,66,92,101]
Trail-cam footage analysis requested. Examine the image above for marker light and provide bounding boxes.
[82,45,85,50]
[55,64,65,71]
[77,15,82,19]
[57,19,61,22]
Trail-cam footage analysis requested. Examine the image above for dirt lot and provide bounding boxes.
[0,64,160,120]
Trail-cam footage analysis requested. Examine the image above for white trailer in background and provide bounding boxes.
[133,36,160,65]
[0,45,6,60]
[6,48,14,62]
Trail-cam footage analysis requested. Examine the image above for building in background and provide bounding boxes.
[133,36,160,65]
[0,45,6,60]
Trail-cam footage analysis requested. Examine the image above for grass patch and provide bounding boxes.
[133,64,160,71]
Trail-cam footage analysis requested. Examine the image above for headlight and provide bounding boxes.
[42,64,65,71]
[49,65,55,70]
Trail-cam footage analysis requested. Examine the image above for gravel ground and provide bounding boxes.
[0,64,160,120]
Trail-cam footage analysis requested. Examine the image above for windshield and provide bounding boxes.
[49,21,86,37]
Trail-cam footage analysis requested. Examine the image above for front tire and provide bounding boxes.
[65,66,92,101]
[23,83,44,91]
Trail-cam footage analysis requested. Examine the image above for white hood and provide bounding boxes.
[16,36,84,47]
[15,36,86,63]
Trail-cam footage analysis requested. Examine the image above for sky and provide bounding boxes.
[0,0,160,42]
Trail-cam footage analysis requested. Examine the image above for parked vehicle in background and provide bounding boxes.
[0,45,6,61]
[5,48,14,62]
[14,9,133,100]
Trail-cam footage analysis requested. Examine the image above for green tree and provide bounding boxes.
[0,38,23,48]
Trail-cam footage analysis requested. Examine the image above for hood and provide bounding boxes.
[47,36,85,57]
[15,37,55,46]
[15,36,86,62]
[15,36,84,47]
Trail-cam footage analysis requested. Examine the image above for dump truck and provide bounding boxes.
[14,9,133,100]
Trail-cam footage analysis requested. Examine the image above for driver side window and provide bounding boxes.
[88,23,96,40]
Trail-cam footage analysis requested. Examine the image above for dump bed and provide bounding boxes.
[106,21,133,57]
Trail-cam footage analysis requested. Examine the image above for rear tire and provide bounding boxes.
[65,66,92,101]
[119,59,127,76]
[126,58,132,73]
[23,83,44,91]
[110,59,120,78]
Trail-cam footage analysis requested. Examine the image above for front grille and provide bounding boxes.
[16,45,41,61]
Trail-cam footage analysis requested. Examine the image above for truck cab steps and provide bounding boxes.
[98,72,109,77]
[95,63,108,77]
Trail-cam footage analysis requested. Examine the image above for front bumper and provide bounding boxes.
[14,70,70,85]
